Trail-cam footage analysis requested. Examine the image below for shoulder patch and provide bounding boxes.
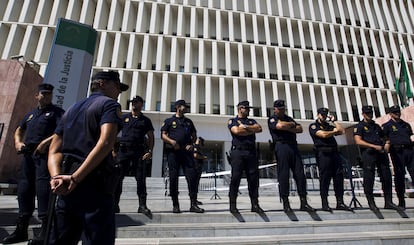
[161,122,165,127]
[228,120,232,125]
[125,117,129,123]
[27,114,34,122]
[311,125,316,130]
[353,127,357,133]
[270,118,275,123]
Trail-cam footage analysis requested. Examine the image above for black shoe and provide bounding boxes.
[251,204,264,213]
[27,238,44,245]
[283,201,293,213]
[190,204,205,213]
[321,204,333,212]
[196,200,203,205]
[173,206,181,213]
[398,199,406,210]
[384,202,402,211]
[367,199,379,212]
[138,206,152,216]
[300,203,316,212]
[336,203,353,211]
[2,231,28,244]
[230,207,239,214]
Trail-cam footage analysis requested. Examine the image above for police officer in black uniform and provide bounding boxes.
[354,105,400,211]
[228,101,264,214]
[161,99,204,213]
[268,100,315,213]
[48,71,128,245]
[309,107,352,212]
[383,105,414,210]
[2,83,64,244]
[113,96,154,216]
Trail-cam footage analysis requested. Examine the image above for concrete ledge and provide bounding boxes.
[0,183,17,195]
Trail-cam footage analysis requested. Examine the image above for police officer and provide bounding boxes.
[48,71,128,245]
[268,100,315,213]
[2,83,64,244]
[309,108,352,212]
[113,96,154,216]
[354,106,400,211]
[161,99,204,213]
[382,105,414,210]
[228,101,264,214]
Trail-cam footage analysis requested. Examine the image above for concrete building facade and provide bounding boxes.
[1,0,413,177]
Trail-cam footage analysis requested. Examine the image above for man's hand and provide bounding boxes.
[50,175,77,195]
[142,152,152,160]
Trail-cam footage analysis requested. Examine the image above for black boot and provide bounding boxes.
[366,196,379,212]
[251,199,264,213]
[321,196,332,212]
[300,196,316,212]
[398,196,406,210]
[336,196,353,211]
[384,194,401,211]
[229,197,239,214]
[282,197,293,213]
[2,215,29,244]
[172,196,181,213]
[138,196,152,217]
[190,199,205,213]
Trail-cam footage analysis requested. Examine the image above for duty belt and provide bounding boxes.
[275,141,296,145]
[315,146,338,152]
[232,145,255,151]
[392,144,413,150]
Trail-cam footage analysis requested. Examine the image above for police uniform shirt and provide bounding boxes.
[309,120,338,147]
[268,114,297,143]
[228,116,256,146]
[354,120,384,146]
[382,119,413,145]
[120,113,154,143]
[19,104,65,145]
[55,92,123,160]
[161,115,196,147]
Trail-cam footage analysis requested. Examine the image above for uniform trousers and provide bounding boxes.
[50,177,115,245]
[114,150,147,205]
[274,143,307,198]
[18,152,50,219]
[166,149,198,200]
[229,149,259,200]
[361,149,392,197]
[389,147,414,198]
[315,150,344,198]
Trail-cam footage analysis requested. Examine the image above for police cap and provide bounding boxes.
[362,105,373,114]
[389,105,401,114]
[92,70,129,91]
[317,107,329,116]
[237,100,252,108]
[38,83,54,92]
[273,99,285,109]
[175,99,188,107]
[128,96,144,104]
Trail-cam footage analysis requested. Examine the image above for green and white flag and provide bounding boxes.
[395,52,413,107]
[43,18,97,110]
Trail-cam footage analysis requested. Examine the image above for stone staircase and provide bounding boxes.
[1,177,414,244]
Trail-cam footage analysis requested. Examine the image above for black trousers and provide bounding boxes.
[315,150,344,198]
[274,143,307,198]
[229,149,259,201]
[18,152,50,219]
[361,149,392,197]
[166,149,198,200]
[114,151,148,207]
[389,147,414,198]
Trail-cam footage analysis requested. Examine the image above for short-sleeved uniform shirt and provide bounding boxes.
[20,104,65,145]
[354,120,384,146]
[309,120,338,147]
[268,114,297,143]
[382,119,413,145]
[119,113,154,143]
[160,115,196,147]
[55,92,122,161]
[227,116,257,146]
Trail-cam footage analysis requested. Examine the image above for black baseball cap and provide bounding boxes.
[273,100,285,108]
[92,71,129,92]
[317,107,329,116]
[237,101,252,108]
[128,96,144,103]
[389,105,401,113]
[362,105,373,114]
